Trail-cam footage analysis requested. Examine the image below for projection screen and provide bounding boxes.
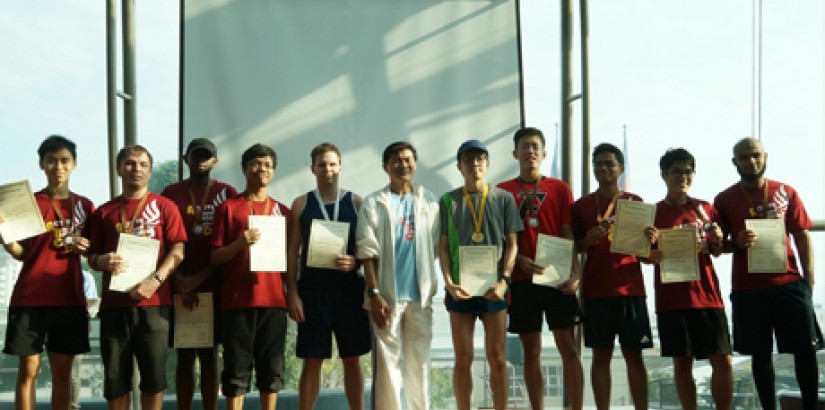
[182,0,524,201]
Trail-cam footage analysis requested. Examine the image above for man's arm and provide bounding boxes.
[556,224,581,295]
[285,195,305,322]
[0,216,26,260]
[792,229,814,288]
[131,242,185,300]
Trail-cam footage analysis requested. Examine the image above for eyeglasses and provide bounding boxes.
[460,154,488,164]
[517,143,543,153]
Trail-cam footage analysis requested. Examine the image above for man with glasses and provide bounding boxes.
[356,141,440,410]
[497,127,584,410]
[439,139,521,410]
[647,148,733,410]
[714,137,822,410]
[571,142,652,410]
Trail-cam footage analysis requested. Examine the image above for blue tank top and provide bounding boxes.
[299,190,360,286]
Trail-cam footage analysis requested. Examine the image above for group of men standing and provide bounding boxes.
[0,129,820,410]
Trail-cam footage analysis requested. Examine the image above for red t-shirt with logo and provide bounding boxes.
[571,191,647,299]
[161,180,237,292]
[714,180,811,290]
[88,193,188,309]
[10,191,94,307]
[210,196,290,311]
[497,177,573,282]
[653,199,724,312]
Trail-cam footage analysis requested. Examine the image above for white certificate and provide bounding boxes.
[173,292,214,348]
[745,218,788,273]
[659,228,700,283]
[110,233,160,292]
[248,215,287,272]
[306,220,350,269]
[532,234,573,287]
[459,245,498,297]
[0,180,46,243]
[610,199,656,257]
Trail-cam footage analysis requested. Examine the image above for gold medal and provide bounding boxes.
[203,225,213,235]
[528,217,538,228]
[471,232,484,243]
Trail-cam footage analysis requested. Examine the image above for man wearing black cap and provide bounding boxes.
[161,138,238,410]
[438,139,522,410]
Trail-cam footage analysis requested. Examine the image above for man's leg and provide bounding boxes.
[402,302,433,410]
[342,356,364,410]
[48,351,75,410]
[373,315,404,410]
[70,355,81,410]
[621,348,648,410]
[15,354,40,410]
[672,356,696,410]
[140,391,164,410]
[751,352,776,410]
[708,354,733,410]
[299,358,324,410]
[481,310,508,410]
[107,394,130,410]
[176,348,197,410]
[519,332,544,410]
[198,348,220,410]
[792,350,820,410]
[590,347,613,410]
[260,391,278,410]
[226,394,245,410]
[449,312,476,410]
[553,327,584,410]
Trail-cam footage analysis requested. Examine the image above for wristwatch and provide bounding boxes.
[153,273,164,285]
[499,276,512,287]
[368,287,380,298]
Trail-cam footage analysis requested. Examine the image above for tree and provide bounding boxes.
[149,160,179,193]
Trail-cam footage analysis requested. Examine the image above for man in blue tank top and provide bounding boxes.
[286,142,371,410]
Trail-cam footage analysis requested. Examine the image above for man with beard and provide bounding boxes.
[714,137,822,410]
[161,138,237,410]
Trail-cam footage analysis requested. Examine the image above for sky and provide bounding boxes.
[1,1,823,305]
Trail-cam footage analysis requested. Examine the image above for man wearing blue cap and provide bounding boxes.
[438,139,522,410]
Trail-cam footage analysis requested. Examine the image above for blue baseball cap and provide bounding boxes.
[456,139,488,161]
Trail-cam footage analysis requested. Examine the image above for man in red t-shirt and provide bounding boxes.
[714,138,822,410]
[87,145,187,410]
[497,127,583,410]
[161,138,237,410]
[1,135,94,410]
[210,143,291,410]
[571,143,652,410]
[647,148,732,410]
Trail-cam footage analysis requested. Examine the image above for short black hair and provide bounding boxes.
[513,127,545,148]
[241,143,277,170]
[382,141,418,165]
[592,143,624,165]
[38,135,77,161]
[659,148,695,172]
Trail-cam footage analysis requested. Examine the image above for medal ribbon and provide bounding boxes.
[595,190,623,222]
[462,184,488,240]
[737,180,769,219]
[187,179,215,230]
[46,190,76,251]
[119,193,149,236]
[312,187,340,221]
[246,196,272,216]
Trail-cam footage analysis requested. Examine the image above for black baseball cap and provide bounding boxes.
[185,138,217,157]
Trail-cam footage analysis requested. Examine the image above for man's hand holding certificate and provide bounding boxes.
[110,233,160,292]
[745,219,787,273]
[532,234,573,288]
[658,228,700,283]
[459,246,498,297]
[0,180,46,243]
[306,220,350,269]
[610,199,656,257]
[248,215,287,272]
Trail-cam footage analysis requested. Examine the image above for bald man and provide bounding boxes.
[714,137,822,410]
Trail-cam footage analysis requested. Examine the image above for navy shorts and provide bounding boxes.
[444,291,508,317]
[584,296,653,350]
[731,280,824,355]
[508,280,582,333]
[221,308,287,396]
[296,277,371,359]
[3,306,90,356]
[657,308,732,359]
[99,306,170,399]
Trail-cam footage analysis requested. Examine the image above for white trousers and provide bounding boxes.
[372,301,433,410]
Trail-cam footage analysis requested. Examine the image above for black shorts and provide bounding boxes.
[221,308,287,396]
[508,281,582,333]
[99,306,170,400]
[731,280,824,355]
[296,278,371,359]
[169,291,222,348]
[584,296,653,350]
[3,306,90,356]
[657,308,732,359]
